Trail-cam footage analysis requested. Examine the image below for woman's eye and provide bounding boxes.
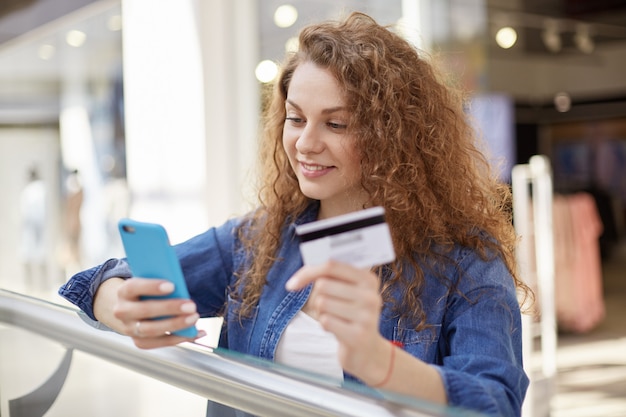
[285,117,304,124]
[328,122,347,130]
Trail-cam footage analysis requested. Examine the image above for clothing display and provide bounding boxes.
[553,192,605,333]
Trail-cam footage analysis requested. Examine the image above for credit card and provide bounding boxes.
[295,206,396,269]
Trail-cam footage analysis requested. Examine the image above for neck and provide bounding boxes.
[318,201,368,220]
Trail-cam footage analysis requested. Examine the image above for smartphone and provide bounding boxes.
[118,218,198,338]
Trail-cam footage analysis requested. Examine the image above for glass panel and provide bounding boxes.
[0,323,207,417]
[1,289,484,417]
[192,345,480,417]
[0,1,125,302]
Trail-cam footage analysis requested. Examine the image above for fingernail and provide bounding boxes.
[285,278,297,291]
[159,282,175,293]
[185,313,199,324]
[180,302,196,313]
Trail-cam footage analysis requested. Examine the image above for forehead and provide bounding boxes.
[286,62,346,107]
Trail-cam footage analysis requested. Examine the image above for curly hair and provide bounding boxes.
[235,12,529,327]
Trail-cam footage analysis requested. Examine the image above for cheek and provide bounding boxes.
[344,148,363,184]
[282,130,298,166]
[340,142,361,171]
[282,130,292,154]
[282,124,295,147]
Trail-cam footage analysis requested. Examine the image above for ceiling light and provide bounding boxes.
[495,27,517,49]
[38,44,56,60]
[66,30,86,47]
[107,15,123,32]
[285,36,299,53]
[554,92,571,112]
[574,24,594,54]
[274,5,298,28]
[255,60,278,83]
[542,19,561,53]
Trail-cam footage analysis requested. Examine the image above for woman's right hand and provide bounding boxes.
[93,277,205,349]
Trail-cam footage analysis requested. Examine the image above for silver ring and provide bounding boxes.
[134,320,142,337]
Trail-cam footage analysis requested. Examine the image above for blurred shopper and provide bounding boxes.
[61,169,84,276]
[20,167,47,288]
[60,12,530,416]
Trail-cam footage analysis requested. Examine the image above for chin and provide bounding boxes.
[298,185,329,201]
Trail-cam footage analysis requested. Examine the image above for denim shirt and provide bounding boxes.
[59,205,528,416]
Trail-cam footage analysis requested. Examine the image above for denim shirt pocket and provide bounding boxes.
[393,324,442,362]
[225,295,259,354]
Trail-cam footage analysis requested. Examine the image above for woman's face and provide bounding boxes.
[282,62,366,218]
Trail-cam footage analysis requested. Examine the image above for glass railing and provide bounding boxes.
[0,289,483,417]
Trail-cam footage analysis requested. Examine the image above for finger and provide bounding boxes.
[118,277,175,300]
[314,291,381,322]
[318,311,378,356]
[318,311,380,355]
[114,296,198,322]
[313,277,369,302]
[318,311,352,339]
[134,334,182,350]
[313,296,354,323]
[286,260,369,291]
[128,313,201,339]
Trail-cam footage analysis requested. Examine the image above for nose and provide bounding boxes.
[295,124,324,154]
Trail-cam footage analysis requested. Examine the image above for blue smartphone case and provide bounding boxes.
[118,218,198,338]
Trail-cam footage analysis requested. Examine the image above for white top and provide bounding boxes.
[275,310,344,382]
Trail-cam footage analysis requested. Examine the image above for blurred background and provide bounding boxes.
[0,1,625,416]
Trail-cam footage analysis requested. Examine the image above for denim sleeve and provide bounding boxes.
[173,218,239,316]
[436,251,529,417]
[58,258,132,322]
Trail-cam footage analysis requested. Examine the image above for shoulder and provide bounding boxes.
[435,238,516,298]
[173,216,246,262]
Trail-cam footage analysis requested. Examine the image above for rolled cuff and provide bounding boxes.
[58,258,132,321]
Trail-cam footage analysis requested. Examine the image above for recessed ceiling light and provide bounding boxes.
[285,36,298,53]
[66,30,86,47]
[274,5,298,28]
[108,15,123,32]
[554,92,571,112]
[255,60,278,83]
[38,44,56,60]
[495,27,517,49]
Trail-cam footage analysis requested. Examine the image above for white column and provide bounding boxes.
[197,0,260,225]
[121,0,207,243]
[121,0,259,242]
[60,57,108,268]
[402,0,432,51]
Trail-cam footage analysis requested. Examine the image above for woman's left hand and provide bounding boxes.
[285,260,390,379]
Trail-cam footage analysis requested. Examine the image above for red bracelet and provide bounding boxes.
[371,341,397,388]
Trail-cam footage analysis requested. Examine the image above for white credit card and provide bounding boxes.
[295,206,396,269]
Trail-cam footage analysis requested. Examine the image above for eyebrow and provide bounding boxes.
[286,99,347,114]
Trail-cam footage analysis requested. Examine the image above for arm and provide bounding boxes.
[347,331,447,403]
[434,255,529,416]
[92,277,126,330]
[59,219,240,348]
[93,276,205,349]
[285,255,528,416]
[286,261,446,403]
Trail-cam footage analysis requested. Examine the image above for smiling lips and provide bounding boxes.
[300,162,334,177]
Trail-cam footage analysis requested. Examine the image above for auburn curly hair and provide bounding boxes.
[235,12,529,328]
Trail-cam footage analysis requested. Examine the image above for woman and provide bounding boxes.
[60,12,530,416]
